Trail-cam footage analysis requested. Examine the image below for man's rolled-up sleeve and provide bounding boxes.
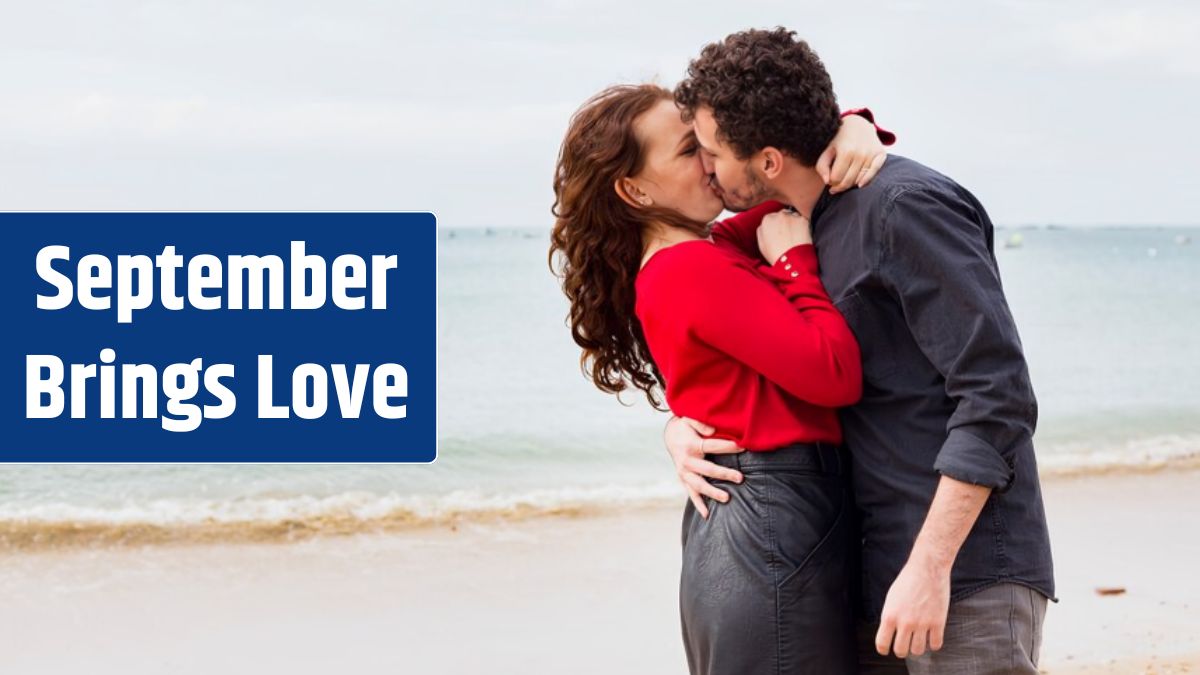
[880,187,1038,492]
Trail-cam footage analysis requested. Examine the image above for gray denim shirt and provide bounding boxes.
[810,155,1056,620]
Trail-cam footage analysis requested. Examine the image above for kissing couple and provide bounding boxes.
[549,28,1055,675]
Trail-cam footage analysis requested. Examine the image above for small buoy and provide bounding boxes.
[1148,247,1158,258]
[1176,234,1192,245]
[1005,233,1024,249]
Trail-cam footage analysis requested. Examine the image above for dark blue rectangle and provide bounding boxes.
[0,212,437,462]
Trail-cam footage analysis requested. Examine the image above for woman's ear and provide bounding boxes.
[760,147,785,180]
[615,177,653,209]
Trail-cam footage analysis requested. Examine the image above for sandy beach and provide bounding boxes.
[0,468,1197,674]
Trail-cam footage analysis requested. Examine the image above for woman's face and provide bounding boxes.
[627,99,724,223]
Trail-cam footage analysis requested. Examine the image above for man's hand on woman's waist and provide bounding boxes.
[664,415,745,519]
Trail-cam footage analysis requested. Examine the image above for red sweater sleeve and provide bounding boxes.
[841,107,896,145]
[710,200,787,262]
[665,243,863,407]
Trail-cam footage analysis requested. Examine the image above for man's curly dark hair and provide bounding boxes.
[675,28,841,166]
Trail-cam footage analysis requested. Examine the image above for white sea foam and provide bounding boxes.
[1037,434,1200,475]
[1,434,1197,550]
[0,480,686,549]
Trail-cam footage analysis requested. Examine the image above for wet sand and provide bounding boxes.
[0,469,1196,674]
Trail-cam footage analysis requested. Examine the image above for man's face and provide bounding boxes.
[692,106,770,212]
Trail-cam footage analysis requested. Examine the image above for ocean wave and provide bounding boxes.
[1,434,1197,551]
[0,481,683,551]
[1037,434,1200,476]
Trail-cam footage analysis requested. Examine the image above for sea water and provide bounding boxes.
[0,226,1196,544]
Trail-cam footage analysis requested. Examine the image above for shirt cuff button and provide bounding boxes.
[784,264,792,270]
[790,271,799,278]
[780,255,788,263]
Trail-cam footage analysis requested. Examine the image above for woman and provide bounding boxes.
[548,84,891,673]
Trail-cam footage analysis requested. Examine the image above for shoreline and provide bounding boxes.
[0,468,1197,673]
[2,451,1198,553]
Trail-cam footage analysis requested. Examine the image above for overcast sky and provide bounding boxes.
[1,0,1197,227]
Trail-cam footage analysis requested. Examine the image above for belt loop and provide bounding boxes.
[817,442,839,476]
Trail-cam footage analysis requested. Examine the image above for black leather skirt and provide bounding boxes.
[679,441,856,675]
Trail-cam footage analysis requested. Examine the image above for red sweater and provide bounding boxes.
[633,108,892,451]
[635,201,862,450]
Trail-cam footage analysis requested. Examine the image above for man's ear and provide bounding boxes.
[759,147,786,180]
[615,177,652,209]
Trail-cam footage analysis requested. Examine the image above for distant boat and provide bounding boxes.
[1148,247,1159,258]
[1005,233,1025,249]
[1176,235,1192,245]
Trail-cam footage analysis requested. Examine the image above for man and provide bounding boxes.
[664,28,1055,674]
